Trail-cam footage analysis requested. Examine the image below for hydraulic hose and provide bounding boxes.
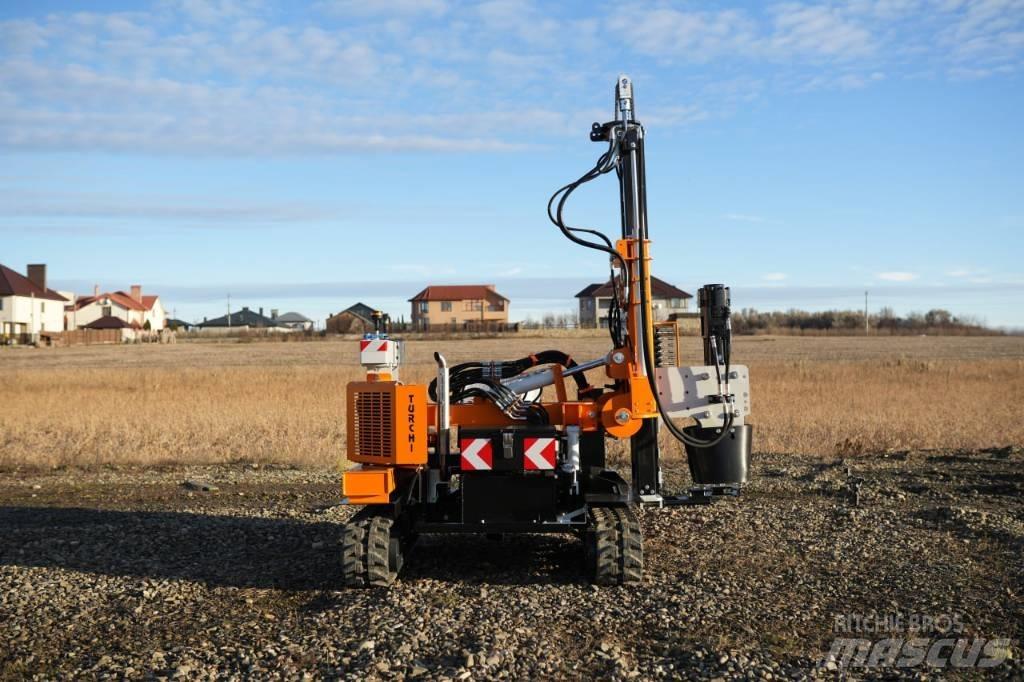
[634,182,734,449]
[546,108,735,448]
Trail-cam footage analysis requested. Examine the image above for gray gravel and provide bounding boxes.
[1,450,1021,680]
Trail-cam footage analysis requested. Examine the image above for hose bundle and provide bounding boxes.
[428,351,600,424]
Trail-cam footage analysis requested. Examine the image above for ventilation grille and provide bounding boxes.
[352,389,393,458]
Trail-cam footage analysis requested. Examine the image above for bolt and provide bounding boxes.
[587,411,596,419]
[615,409,630,424]
[611,351,625,364]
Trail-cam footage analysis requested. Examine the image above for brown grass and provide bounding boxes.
[2,335,1022,470]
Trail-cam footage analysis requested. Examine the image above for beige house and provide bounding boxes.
[409,285,509,330]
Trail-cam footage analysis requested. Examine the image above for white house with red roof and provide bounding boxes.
[66,285,167,333]
[0,263,69,341]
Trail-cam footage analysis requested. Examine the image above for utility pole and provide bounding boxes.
[227,293,231,329]
[864,291,869,335]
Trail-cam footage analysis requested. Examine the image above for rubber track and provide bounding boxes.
[589,506,643,585]
[341,509,397,588]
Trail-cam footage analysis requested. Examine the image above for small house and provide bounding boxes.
[196,306,283,333]
[275,311,314,332]
[575,276,692,328]
[326,303,378,334]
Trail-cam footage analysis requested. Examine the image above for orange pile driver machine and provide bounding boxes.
[340,75,753,586]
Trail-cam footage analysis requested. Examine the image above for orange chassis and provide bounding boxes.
[343,236,657,505]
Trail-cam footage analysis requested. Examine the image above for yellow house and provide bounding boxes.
[409,284,509,330]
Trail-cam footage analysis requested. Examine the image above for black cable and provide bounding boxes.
[547,136,628,348]
[635,188,734,449]
[547,152,621,260]
[547,116,732,448]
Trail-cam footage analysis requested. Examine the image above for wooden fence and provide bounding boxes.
[53,329,122,346]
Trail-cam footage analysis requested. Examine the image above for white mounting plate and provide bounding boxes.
[653,365,750,428]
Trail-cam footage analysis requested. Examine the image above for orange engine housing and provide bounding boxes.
[346,381,428,466]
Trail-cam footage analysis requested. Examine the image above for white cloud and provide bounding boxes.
[477,0,561,46]
[174,0,259,25]
[0,61,552,154]
[0,188,335,223]
[946,267,993,279]
[876,271,919,281]
[0,1,1021,157]
[762,272,788,281]
[643,105,709,126]
[799,70,886,91]
[315,0,449,17]
[939,0,1024,67]
[606,7,758,60]
[768,3,875,59]
[0,18,51,54]
[607,3,875,61]
[0,110,528,154]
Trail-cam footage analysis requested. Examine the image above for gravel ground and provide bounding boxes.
[1,449,1021,680]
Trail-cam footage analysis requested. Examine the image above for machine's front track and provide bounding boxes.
[341,508,406,588]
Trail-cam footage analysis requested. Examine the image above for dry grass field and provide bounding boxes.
[2,334,1022,470]
[3,334,1023,679]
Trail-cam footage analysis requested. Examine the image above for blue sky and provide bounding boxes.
[2,0,1022,327]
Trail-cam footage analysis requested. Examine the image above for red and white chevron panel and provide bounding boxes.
[523,437,557,470]
[359,338,396,367]
[460,438,493,471]
[359,339,389,352]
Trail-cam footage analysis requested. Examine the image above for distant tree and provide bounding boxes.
[732,306,992,336]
